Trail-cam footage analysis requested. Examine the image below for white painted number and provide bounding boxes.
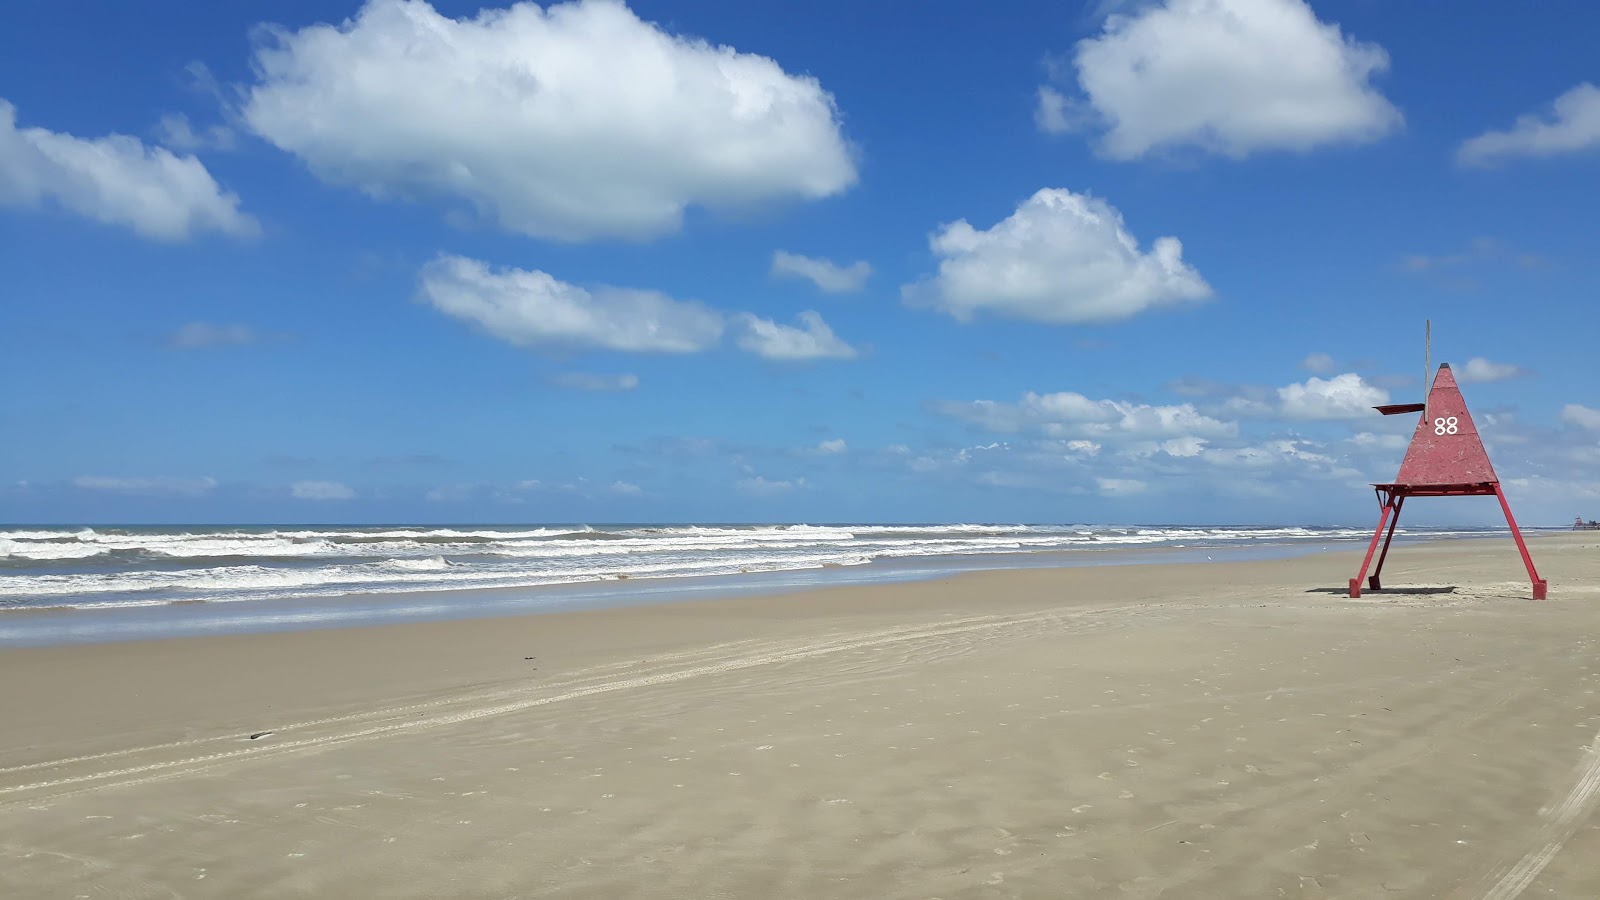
[1433,416,1458,436]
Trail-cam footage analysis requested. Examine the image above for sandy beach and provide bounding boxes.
[2,534,1598,898]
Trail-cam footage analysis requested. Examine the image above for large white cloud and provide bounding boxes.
[1458,83,1600,167]
[241,0,856,241]
[1045,0,1400,159]
[941,390,1237,440]
[734,310,858,361]
[419,255,725,353]
[0,99,256,241]
[1276,373,1389,420]
[902,188,1210,324]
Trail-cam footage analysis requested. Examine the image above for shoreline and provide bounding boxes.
[0,530,1514,648]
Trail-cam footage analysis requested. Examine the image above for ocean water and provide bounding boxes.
[0,523,1502,616]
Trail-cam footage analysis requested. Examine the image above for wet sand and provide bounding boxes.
[2,534,1598,898]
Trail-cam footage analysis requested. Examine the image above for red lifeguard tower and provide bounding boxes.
[1348,362,1547,600]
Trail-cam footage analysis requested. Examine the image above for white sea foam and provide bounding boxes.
[0,523,1505,613]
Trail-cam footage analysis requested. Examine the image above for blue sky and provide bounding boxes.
[2,0,1597,526]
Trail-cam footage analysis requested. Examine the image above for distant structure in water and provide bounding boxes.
[1577,517,1600,531]
[1348,362,1547,600]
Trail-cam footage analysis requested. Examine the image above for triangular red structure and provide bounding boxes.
[1348,363,1546,600]
[1394,364,1497,486]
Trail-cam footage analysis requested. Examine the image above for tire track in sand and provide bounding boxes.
[0,606,1141,807]
[1473,727,1600,900]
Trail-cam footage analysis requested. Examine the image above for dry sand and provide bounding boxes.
[2,535,1598,898]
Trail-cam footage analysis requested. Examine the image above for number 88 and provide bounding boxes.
[1433,416,1458,435]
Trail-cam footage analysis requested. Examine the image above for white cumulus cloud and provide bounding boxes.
[240,0,856,241]
[1276,373,1389,420]
[735,310,857,361]
[419,255,724,353]
[292,480,357,500]
[1050,0,1400,159]
[902,188,1210,324]
[1563,404,1600,431]
[0,99,256,241]
[770,251,871,293]
[1457,357,1526,384]
[1458,83,1600,167]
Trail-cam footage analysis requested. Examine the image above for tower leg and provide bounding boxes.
[1349,498,1395,598]
[1494,484,1548,600]
[1368,494,1405,591]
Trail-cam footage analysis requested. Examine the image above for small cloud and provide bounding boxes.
[1161,437,1207,458]
[552,372,640,392]
[167,322,261,349]
[902,188,1210,325]
[73,475,217,497]
[155,113,235,151]
[1276,373,1389,420]
[735,310,858,361]
[1398,252,1460,273]
[181,61,226,101]
[0,98,257,241]
[1456,357,1528,384]
[815,438,848,455]
[1458,82,1600,167]
[1034,86,1086,134]
[737,475,805,496]
[1398,237,1548,283]
[1096,477,1147,497]
[291,480,356,500]
[1299,352,1336,374]
[609,480,643,496]
[1562,404,1600,431]
[1348,432,1409,452]
[419,255,724,354]
[771,251,871,293]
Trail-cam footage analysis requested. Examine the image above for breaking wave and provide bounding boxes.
[0,523,1497,613]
